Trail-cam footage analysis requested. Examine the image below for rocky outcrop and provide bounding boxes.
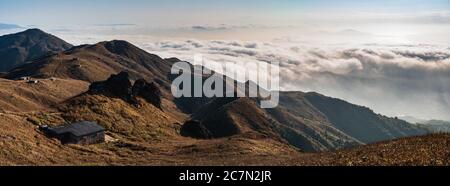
[180,120,213,139]
[88,72,162,109]
[89,71,133,99]
[132,79,162,109]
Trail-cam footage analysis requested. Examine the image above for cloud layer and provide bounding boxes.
[32,24,450,120]
[142,39,450,120]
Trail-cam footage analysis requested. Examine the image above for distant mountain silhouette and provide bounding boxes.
[0,28,73,72]
[416,120,450,133]
[0,23,22,30]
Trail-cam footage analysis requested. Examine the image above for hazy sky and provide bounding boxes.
[1,0,449,27]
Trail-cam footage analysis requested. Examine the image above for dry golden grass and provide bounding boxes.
[0,78,447,166]
[0,78,88,112]
[0,112,300,165]
[0,92,301,166]
[289,134,450,166]
[0,104,448,166]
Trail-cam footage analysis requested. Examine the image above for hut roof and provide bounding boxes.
[49,121,105,137]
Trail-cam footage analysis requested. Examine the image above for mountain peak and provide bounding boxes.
[95,39,133,48]
[107,39,132,45]
[0,28,73,72]
[22,28,45,34]
[14,28,51,38]
[101,40,139,53]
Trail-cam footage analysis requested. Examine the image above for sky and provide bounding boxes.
[1,0,450,120]
[1,0,449,27]
[1,0,449,43]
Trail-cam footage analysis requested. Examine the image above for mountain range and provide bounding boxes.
[400,116,450,133]
[0,29,446,165]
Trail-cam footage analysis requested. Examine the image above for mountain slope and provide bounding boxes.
[6,40,174,86]
[181,90,427,152]
[57,72,188,141]
[0,78,89,112]
[5,73,296,165]
[182,97,282,139]
[0,29,72,72]
[293,134,450,166]
[300,92,428,143]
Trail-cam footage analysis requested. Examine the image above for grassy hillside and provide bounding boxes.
[0,78,88,112]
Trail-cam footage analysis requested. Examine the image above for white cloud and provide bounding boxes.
[38,24,450,120]
[141,39,450,120]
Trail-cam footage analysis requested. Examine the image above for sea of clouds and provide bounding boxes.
[3,24,449,121]
[140,38,450,120]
